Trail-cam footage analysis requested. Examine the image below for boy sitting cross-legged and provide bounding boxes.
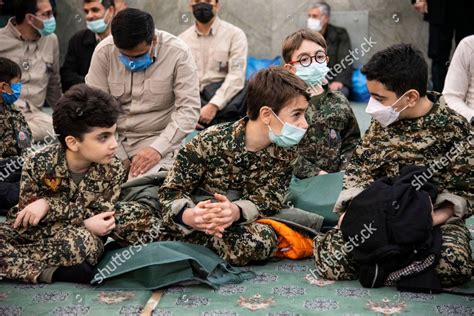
[0,84,126,284]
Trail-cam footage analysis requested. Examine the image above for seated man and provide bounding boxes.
[60,0,116,92]
[179,0,247,128]
[307,2,352,98]
[86,8,200,180]
[282,29,360,178]
[115,67,310,266]
[0,84,126,284]
[0,57,32,214]
[443,35,474,124]
[313,44,473,287]
[0,0,61,141]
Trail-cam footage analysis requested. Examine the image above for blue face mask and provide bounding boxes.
[1,82,22,105]
[86,9,110,34]
[268,109,307,148]
[32,16,56,37]
[295,62,329,87]
[119,46,154,72]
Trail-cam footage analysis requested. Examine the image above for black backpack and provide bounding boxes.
[341,165,441,289]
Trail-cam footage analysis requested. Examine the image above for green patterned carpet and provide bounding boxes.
[0,217,472,315]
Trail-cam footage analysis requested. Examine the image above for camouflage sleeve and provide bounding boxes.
[438,121,473,220]
[293,155,321,178]
[16,110,33,156]
[343,121,378,190]
[14,156,126,224]
[339,105,361,170]
[42,161,126,223]
[239,159,295,218]
[159,134,208,233]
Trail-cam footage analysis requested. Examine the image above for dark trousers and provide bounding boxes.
[0,157,23,215]
[200,81,248,127]
[428,8,474,92]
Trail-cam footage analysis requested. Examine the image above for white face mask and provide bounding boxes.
[307,18,322,31]
[365,92,410,127]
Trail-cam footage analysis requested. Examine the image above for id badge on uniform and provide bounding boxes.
[328,128,341,147]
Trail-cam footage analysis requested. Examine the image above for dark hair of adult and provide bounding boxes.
[111,8,155,50]
[14,0,38,24]
[83,0,114,9]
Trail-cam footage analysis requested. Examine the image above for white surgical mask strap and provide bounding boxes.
[269,108,285,127]
[391,91,410,113]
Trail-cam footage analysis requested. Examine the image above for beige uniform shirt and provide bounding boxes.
[0,18,61,114]
[85,30,201,172]
[179,18,247,110]
[443,35,474,121]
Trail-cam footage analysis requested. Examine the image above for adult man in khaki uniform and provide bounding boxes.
[86,8,200,180]
[179,0,247,127]
[0,0,61,141]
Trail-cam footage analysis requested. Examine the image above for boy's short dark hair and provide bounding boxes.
[53,84,121,148]
[111,8,154,50]
[361,43,428,97]
[282,29,327,64]
[84,0,114,9]
[246,67,310,120]
[0,57,22,83]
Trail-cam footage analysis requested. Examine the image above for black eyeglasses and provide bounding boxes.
[289,52,328,67]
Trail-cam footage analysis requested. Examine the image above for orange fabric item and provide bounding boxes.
[256,218,314,259]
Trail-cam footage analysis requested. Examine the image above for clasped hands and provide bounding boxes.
[182,193,241,238]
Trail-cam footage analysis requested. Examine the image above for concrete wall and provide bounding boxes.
[56,0,429,66]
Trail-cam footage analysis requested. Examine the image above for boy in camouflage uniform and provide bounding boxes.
[0,84,126,283]
[314,44,473,286]
[281,29,360,178]
[0,57,32,213]
[115,67,310,266]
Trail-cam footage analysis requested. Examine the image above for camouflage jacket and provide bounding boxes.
[294,86,360,178]
[0,103,32,159]
[340,93,473,218]
[159,118,298,234]
[7,143,126,238]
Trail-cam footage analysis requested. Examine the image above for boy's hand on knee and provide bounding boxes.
[84,211,116,236]
[14,198,50,229]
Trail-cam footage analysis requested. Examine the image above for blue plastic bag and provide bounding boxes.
[351,67,370,102]
[246,56,282,80]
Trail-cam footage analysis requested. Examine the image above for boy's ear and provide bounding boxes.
[259,106,272,125]
[405,89,420,108]
[65,136,80,152]
[283,63,296,74]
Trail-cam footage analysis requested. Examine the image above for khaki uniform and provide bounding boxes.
[294,87,360,178]
[85,30,201,176]
[0,18,61,141]
[179,17,247,110]
[0,144,126,283]
[314,94,473,286]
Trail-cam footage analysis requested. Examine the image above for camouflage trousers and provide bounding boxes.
[113,201,278,266]
[313,220,473,287]
[0,223,103,283]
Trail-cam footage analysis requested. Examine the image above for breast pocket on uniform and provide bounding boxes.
[109,81,125,98]
[142,79,173,111]
[214,50,229,73]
